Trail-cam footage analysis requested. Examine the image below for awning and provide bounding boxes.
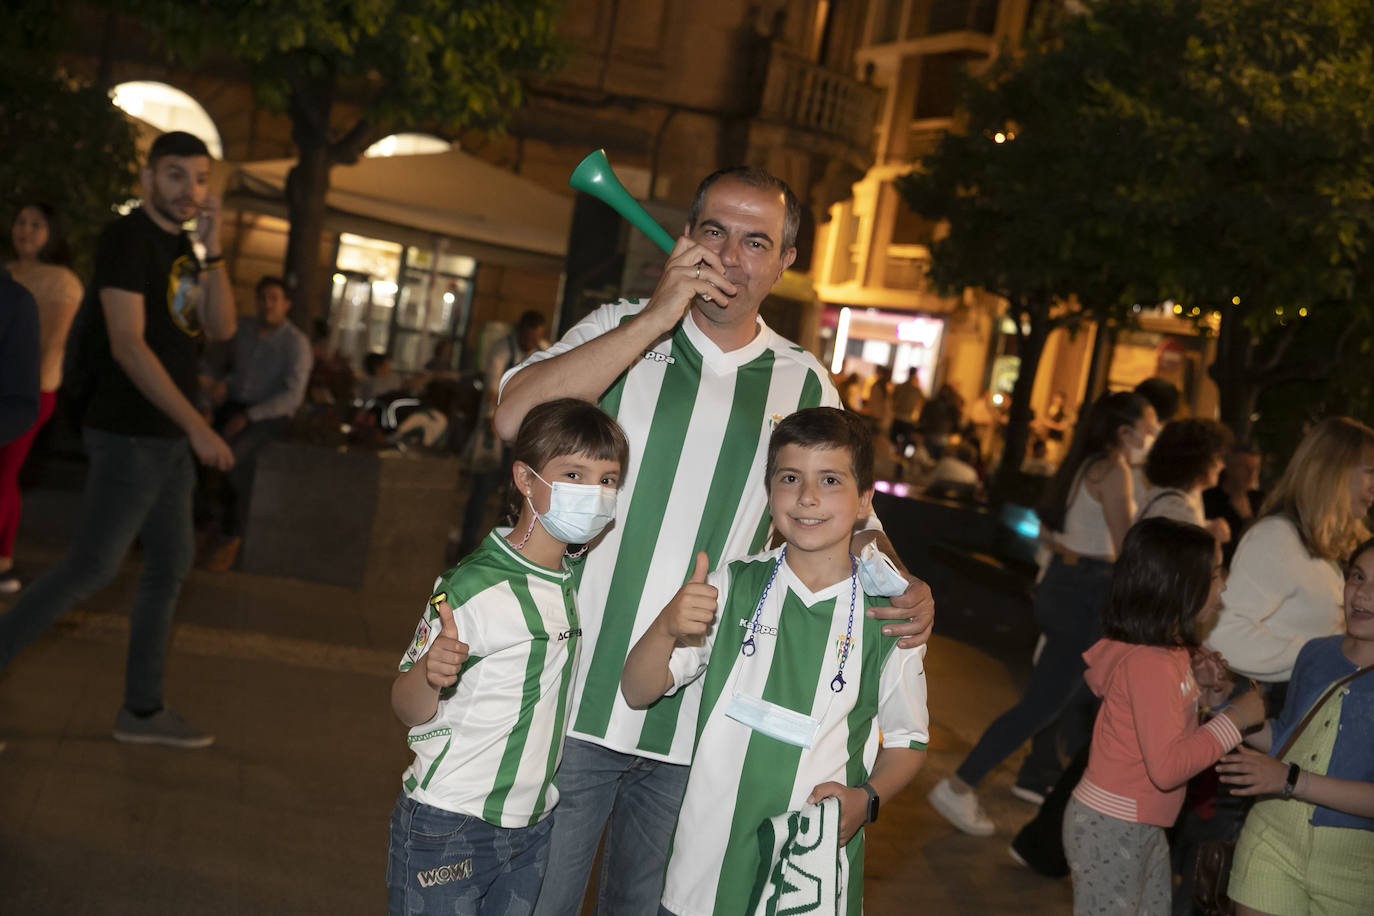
[226,149,574,266]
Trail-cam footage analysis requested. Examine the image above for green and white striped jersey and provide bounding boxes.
[397,529,582,828]
[502,302,841,764]
[660,549,930,916]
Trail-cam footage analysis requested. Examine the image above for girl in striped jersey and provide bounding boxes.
[1063,518,1267,915]
[386,399,629,916]
[622,408,929,916]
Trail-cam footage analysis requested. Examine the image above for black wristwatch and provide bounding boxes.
[1281,763,1301,799]
[858,782,879,824]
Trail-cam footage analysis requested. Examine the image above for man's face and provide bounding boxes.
[143,154,211,227]
[257,283,291,327]
[685,178,797,334]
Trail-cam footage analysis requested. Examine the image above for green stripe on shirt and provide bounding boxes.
[713,590,834,914]
[574,330,703,739]
[482,576,549,824]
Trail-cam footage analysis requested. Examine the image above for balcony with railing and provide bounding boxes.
[757,44,880,154]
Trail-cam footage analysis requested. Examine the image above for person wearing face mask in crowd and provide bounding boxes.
[1128,376,1175,497]
[930,391,1156,836]
[387,398,629,916]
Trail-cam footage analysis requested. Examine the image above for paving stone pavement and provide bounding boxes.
[1,532,1073,914]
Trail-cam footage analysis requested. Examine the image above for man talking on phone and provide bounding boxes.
[0,131,236,748]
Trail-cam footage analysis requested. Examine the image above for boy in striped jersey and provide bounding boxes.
[622,408,929,916]
[386,399,629,916]
[497,167,935,916]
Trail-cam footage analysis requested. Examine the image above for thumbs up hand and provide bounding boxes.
[424,600,471,690]
[663,551,718,639]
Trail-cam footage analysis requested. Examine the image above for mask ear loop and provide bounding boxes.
[512,497,538,551]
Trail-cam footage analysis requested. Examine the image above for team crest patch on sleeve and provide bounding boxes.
[769,413,785,430]
[413,621,430,653]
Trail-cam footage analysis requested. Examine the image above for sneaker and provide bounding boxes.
[113,708,215,749]
[1010,783,1047,805]
[1008,844,1030,869]
[928,777,996,836]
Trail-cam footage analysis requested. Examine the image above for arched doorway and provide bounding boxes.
[111,81,224,159]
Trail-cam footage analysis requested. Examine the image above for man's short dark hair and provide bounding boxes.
[687,167,801,252]
[1133,377,1180,423]
[766,407,874,494]
[255,275,288,300]
[148,131,211,167]
[1145,419,1233,490]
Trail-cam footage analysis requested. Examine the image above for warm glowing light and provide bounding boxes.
[1231,296,1241,305]
[831,307,851,374]
[1275,307,1284,316]
[896,316,942,347]
[332,273,346,285]
[1298,307,1308,317]
[994,132,1006,144]
[1172,304,1183,315]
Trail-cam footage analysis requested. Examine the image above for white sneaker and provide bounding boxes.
[1010,783,1047,805]
[928,777,996,836]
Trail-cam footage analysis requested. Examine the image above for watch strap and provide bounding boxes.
[858,781,879,824]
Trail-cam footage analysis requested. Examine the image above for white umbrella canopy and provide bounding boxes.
[229,148,573,260]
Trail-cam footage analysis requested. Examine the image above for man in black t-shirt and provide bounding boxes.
[0,131,237,748]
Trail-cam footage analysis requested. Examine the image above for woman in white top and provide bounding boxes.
[930,391,1157,835]
[2,203,83,592]
[1207,417,1374,705]
[1137,418,1234,539]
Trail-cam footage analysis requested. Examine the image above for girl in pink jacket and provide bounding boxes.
[1063,518,1267,915]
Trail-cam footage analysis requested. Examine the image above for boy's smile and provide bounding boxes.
[768,444,873,573]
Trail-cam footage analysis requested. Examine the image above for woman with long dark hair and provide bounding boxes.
[929,390,1156,835]
[2,203,82,592]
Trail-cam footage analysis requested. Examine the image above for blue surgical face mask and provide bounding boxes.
[856,541,908,597]
[528,469,617,545]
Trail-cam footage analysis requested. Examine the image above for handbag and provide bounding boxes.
[1191,664,1374,916]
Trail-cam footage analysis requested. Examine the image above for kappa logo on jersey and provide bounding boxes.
[415,857,472,887]
[642,349,676,365]
[739,618,779,637]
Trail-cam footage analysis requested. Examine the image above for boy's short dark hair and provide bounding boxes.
[1103,517,1216,647]
[765,407,874,493]
[148,131,212,167]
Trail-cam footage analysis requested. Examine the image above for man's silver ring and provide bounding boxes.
[694,266,700,279]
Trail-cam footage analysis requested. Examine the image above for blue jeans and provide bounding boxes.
[532,737,691,916]
[0,428,194,712]
[955,555,1113,788]
[387,794,552,916]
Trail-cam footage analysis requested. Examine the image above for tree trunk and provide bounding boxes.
[1209,312,1259,444]
[990,303,1051,504]
[283,79,335,331]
